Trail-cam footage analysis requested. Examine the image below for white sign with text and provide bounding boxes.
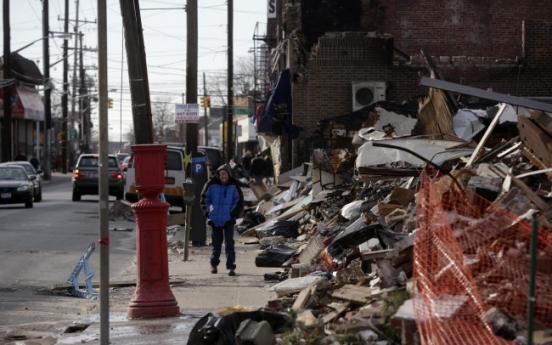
[175,103,199,124]
[268,0,276,18]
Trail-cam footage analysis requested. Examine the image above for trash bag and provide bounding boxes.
[237,211,266,234]
[256,220,299,239]
[255,244,296,267]
[326,223,408,261]
[188,311,292,345]
[187,312,219,345]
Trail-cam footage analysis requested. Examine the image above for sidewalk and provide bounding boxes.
[54,229,278,345]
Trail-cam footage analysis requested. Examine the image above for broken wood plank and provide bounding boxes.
[331,285,377,304]
[360,249,393,261]
[322,302,350,324]
[466,103,508,166]
[508,172,548,211]
[292,285,317,310]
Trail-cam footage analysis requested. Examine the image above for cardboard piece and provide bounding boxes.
[250,181,272,201]
[167,212,186,226]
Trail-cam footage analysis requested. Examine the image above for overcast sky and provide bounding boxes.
[1,0,267,142]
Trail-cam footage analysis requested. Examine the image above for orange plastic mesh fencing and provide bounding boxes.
[414,168,552,345]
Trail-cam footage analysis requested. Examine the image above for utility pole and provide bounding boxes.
[69,0,80,165]
[97,0,109,342]
[2,0,12,162]
[119,0,153,144]
[78,32,87,153]
[203,72,208,146]
[225,0,234,162]
[61,0,69,173]
[185,0,198,176]
[42,0,52,179]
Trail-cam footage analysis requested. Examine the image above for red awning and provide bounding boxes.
[0,86,44,121]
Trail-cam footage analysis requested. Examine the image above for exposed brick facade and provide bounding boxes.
[276,0,552,166]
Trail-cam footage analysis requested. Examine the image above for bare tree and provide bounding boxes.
[206,55,256,106]
[152,97,176,140]
[125,124,135,143]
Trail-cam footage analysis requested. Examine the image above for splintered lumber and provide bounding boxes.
[331,285,377,304]
[322,302,350,324]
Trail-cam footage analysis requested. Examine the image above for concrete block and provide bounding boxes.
[236,319,276,345]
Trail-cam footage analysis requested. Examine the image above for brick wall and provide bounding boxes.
[373,0,552,59]
[282,0,552,166]
[293,33,393,131]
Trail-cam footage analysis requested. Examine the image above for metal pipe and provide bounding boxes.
[527,218,538,345]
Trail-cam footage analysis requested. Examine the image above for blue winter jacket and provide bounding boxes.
[200,165,244,227]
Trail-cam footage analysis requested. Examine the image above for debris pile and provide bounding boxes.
[188,98,552,345]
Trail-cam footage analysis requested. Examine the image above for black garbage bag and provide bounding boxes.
[326,223,408,261]
[255,244,296,267]
[187,311,292,345]
[237,211,266,234]
[256,220,299,239]
[187,312,219,345]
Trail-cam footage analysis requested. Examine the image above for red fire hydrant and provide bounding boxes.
[127,144,180,318]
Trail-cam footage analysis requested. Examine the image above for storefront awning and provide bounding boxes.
[0,86,44,121]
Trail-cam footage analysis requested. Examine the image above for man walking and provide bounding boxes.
[200,164,244,276]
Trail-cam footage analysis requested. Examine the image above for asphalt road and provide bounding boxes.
[0,173,137,327]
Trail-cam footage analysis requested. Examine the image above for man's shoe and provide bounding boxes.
[228,270,235,276]
[211,266,217,274]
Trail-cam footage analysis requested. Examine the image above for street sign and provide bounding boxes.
[68,128,77,140]
[175,103,199,123]
[234,108,250,115]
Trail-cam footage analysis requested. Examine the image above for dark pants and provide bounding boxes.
[210,221,236,270]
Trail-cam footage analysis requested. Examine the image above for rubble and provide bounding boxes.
[185,85,552,344]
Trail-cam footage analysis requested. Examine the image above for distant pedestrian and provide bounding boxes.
[200,164,244,276]
[14,151,26,161]
[241,151,253,178]
[264,154,274,185]
[29,154,40,170]
[55,155,63,172]
[250,154,266,183]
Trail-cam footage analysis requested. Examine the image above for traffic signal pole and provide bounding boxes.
[203,72,208,146]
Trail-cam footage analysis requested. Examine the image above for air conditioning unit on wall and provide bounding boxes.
[352,81,387,111]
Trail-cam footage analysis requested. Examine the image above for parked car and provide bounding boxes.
[117,152,130,166]
[0,165,35,208]
[121,156,131,172]
[0,161,43,202]
[72,154,125,201]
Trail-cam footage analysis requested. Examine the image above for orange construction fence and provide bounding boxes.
[414,168,552,345]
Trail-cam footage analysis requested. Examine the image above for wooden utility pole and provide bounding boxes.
[225,0,234,162]
[2,0,12,162]
[119,0,153,144]
[185,0,198,177]
[78,32,87,153]
[42,0,52,179]
[69,0,80,166]
[61,0,69,173]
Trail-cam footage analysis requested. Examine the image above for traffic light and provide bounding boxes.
[200,96,205,108]
[108,98,113,108]
[205,96,211,108]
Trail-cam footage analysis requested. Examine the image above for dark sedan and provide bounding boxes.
[72,154,125,201]
[0,161,43,202]
[0,166,35,208]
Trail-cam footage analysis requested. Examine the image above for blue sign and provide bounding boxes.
[191,156,206,175]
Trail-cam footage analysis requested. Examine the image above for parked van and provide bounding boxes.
[125,146,187,207]
[124,144,220,208]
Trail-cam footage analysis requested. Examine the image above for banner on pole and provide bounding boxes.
[175,103,199,124]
